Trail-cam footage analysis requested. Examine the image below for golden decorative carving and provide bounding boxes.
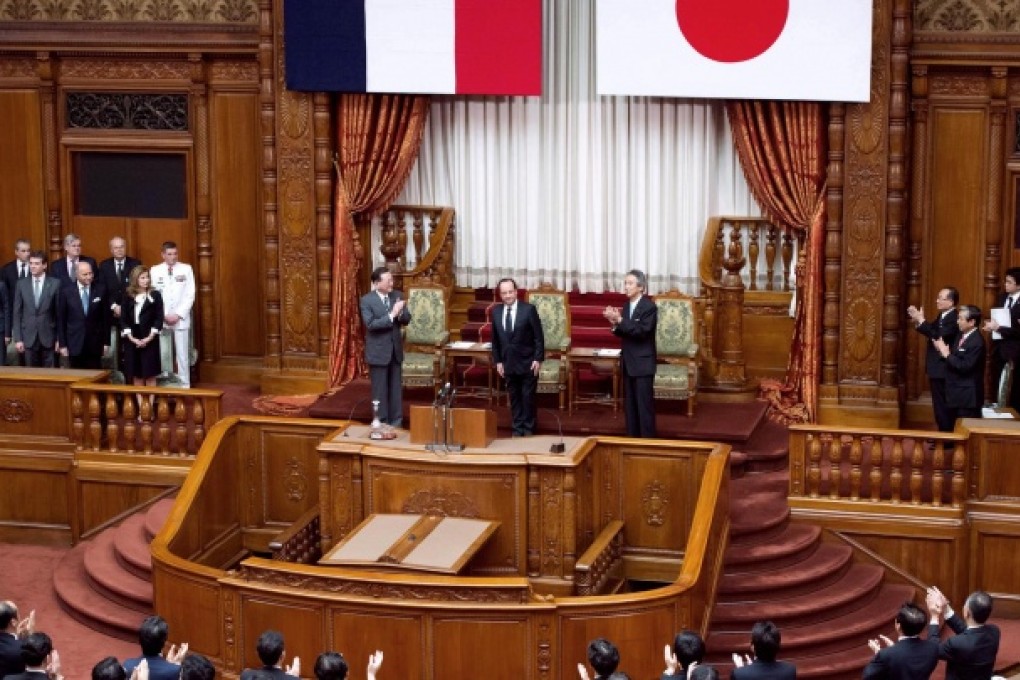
[209,60,258,82]
[929,74,988,96]
[279,173,313,237]
[536,622,553,679]
[222,589,235,666]
[283,275,314,336]
[0,0,257,22]
[60,59,192,80]
[915,0,1020,32]
[844,298,879,362]
[401,489,480,518]
[280,88,310,139]
[0,399,33,422]
[641,480,669,527]
[284,456,307,502]
[0,58,37,78]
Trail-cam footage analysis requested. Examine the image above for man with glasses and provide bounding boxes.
[907,287,959,431]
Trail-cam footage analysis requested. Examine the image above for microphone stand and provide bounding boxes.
[426,384,451,453]
[444,388,464,452]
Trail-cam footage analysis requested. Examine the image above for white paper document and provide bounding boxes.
[448,341,476,349]
[595,348,621,357]
[991,307,1011,341]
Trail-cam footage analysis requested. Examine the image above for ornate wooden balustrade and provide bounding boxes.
[371,205,457,294]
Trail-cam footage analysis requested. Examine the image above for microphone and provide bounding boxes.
[435,382,451,404]
[342,396,372,437]
[446,387,457,408]
[543,408,566,454]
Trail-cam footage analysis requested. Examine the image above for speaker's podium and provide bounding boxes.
[409,404,496,449]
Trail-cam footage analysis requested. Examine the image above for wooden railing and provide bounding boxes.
[376,205,457,294]
[788,425,967,507]
[699,216,797,293]
[69,384,222,457]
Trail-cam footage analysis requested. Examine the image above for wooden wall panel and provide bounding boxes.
[560,605,675,680]
[238,595,324,673]
[621,451,691,557]
[0,90,45,254]
[153,571,222,659]
[432,615,532,680]
[331,609,423,680]
[260,428,321,524]
[0,468,69,528]
[210,91,264,358]
[969,510,1020,617]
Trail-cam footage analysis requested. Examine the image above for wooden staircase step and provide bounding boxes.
[718,543,853,596]
[53,541,146,641]
[84,531,153,612]
[724,523,821,568]
[143,498,176,540]
[113,512,153,579]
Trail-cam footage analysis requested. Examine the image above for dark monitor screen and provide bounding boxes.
[74,151,187,219]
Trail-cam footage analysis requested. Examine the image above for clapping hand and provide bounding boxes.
[15,609,35,636]
[285,656,300,677]
[46,648,62,680]
[577,663,592,680]
[867,634,894,653]
[167,642,189,664]
[367,651,384,680]
[663,643,679,676]
[907,305,924,323]
[129,658,148,680]
[731,653,752,668]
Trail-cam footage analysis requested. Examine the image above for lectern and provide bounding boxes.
[409,405,496,449]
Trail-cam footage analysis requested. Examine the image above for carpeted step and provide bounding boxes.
[730,469,790,496]
[143,498,175,540]
[728,491,789,540]
[53,541,146,641]
[712,563,884,627]
[738,420,791,472]
[718,543,853,596]
[725,522,821,568]
[84,531,153,612]
[113,512,153,579]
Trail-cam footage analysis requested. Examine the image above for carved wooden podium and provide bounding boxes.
[408,404,496,449]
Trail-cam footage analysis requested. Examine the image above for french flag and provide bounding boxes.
[284,0,543,95]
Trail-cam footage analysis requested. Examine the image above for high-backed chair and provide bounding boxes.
[653,290,700,416]
[402,283,449,395]
[527,283,571,410]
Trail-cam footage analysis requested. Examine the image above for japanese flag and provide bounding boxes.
[596,0,872,102]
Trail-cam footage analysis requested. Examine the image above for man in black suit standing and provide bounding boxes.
[730,621,797,680]
[926,587,1000,680]
[0,601,28,678]
[934,305,985,423]
[57,261,109,369]
[4,631,60,680]
[983,267,1020,410]
[360,267,412,427]
[862,601,939,680]
[908,287,959,431]
[1,239,32,365]
[98,235,141,319]
[240,629,299,679]
[13,251,62,367]
[490,278,545,437]
[50,233,98,287]
[604,269,658,438]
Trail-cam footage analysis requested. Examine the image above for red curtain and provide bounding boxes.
[726,101,826,423]
[327,94,430,389]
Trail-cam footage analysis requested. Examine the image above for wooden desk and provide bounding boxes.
[444,342,498,406]
[567,348,620,415]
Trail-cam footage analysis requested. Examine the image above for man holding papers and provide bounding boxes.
[982,268,1020,410]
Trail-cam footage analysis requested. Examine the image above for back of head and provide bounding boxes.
[0,601,17,631]
[689,665,719,680]
[20,632,52,667]
[587,638,620,677]
[606,673,630,680]
[314,651,349,680]
[92,656,127,680]
[180,653,217,680]
[966,590,994,624]
[256,629,285,666]
[672,630,705,668]
[138,615,169,657]
[896,602,927,636]
[750,621,781,663]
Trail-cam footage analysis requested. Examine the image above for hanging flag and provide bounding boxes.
[284,0,543,95]
[596,0,872,102]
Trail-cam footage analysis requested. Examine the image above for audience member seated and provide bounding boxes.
[240,630,299,679]
[92,656,126,680]
[730,621,796,680]
[6,631,61,680]
[123,615,187,680]
[578,638,621,680]
[0,601,33,678]
[180,654,217,680]
[314,650,383,680]
[926,586,1000,680]
[862,601,938,680]
[662,629,705,679]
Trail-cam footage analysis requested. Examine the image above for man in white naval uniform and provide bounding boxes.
[150,241,196,388]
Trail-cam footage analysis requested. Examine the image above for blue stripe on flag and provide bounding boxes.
[284,0,367,92]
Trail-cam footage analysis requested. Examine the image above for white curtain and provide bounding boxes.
[394,0,760,295]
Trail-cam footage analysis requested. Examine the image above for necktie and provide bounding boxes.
[19,264,25,279]
[958,334,966,349]
[631,303,636,319]
[168,266,174,277]
[81,287,89,313]
[505,305,514,332]
[116,261,122,279]
[33,278,40,305]
[383,295,390,311]
[69,259,76,278]
[1008,297,1015,309]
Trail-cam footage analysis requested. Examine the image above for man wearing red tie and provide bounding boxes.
[935,305,985,423]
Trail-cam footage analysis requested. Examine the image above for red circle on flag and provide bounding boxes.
[676,0,789,63]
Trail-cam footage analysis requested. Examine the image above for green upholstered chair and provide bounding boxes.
[527,283,571,410]
[653,290,700,416]
[402,284,449,395]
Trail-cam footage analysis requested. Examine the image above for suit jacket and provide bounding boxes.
[150,262,196,330]
[49,255,98,286]
[612,295,658,377]
[991,292,1020,361]
[0,631,24,678]
[2,672,49,680]
[123,655,181,680]
[944,330,986,409]
[861,636,939,680]
[490,301,544,374]
[730,659,797,680]
[240,666,291,680]
[121,290,165,340]
[929,614,1000,680]
[915,309,959,379]
[0,281,7,339]
[12,275,61,347]
[0,260,28,338]
[98,256,142,310]
[57,280,110,357]
[360,290,411,366]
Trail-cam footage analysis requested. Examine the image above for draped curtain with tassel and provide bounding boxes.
[726,101,826,423]
[327,94,430,389]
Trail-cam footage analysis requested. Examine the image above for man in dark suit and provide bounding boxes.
[661,629,705,680]
[57,261,109,369]
[926,587,1000,680]
[0,601,26,678]
[731,621,797,680]
[4,631,57,680]
[240,629,299,679]
[12,251,61,367]
[862,601,939,680]
[50,233,98,287]
[604,269,658,437]
[360,267,412,427]
[490,278,545,436]
[0,276,7,366]
[97,235,141,319]
[908,287,959,431]
[1,239,32,365]
[983,267,1020,410]
[122,615,185,680]
[934,305,985,423]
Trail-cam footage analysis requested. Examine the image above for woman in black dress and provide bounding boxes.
[121,265,164,386]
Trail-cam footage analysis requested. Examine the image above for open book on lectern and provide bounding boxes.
[319,513,499,575]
